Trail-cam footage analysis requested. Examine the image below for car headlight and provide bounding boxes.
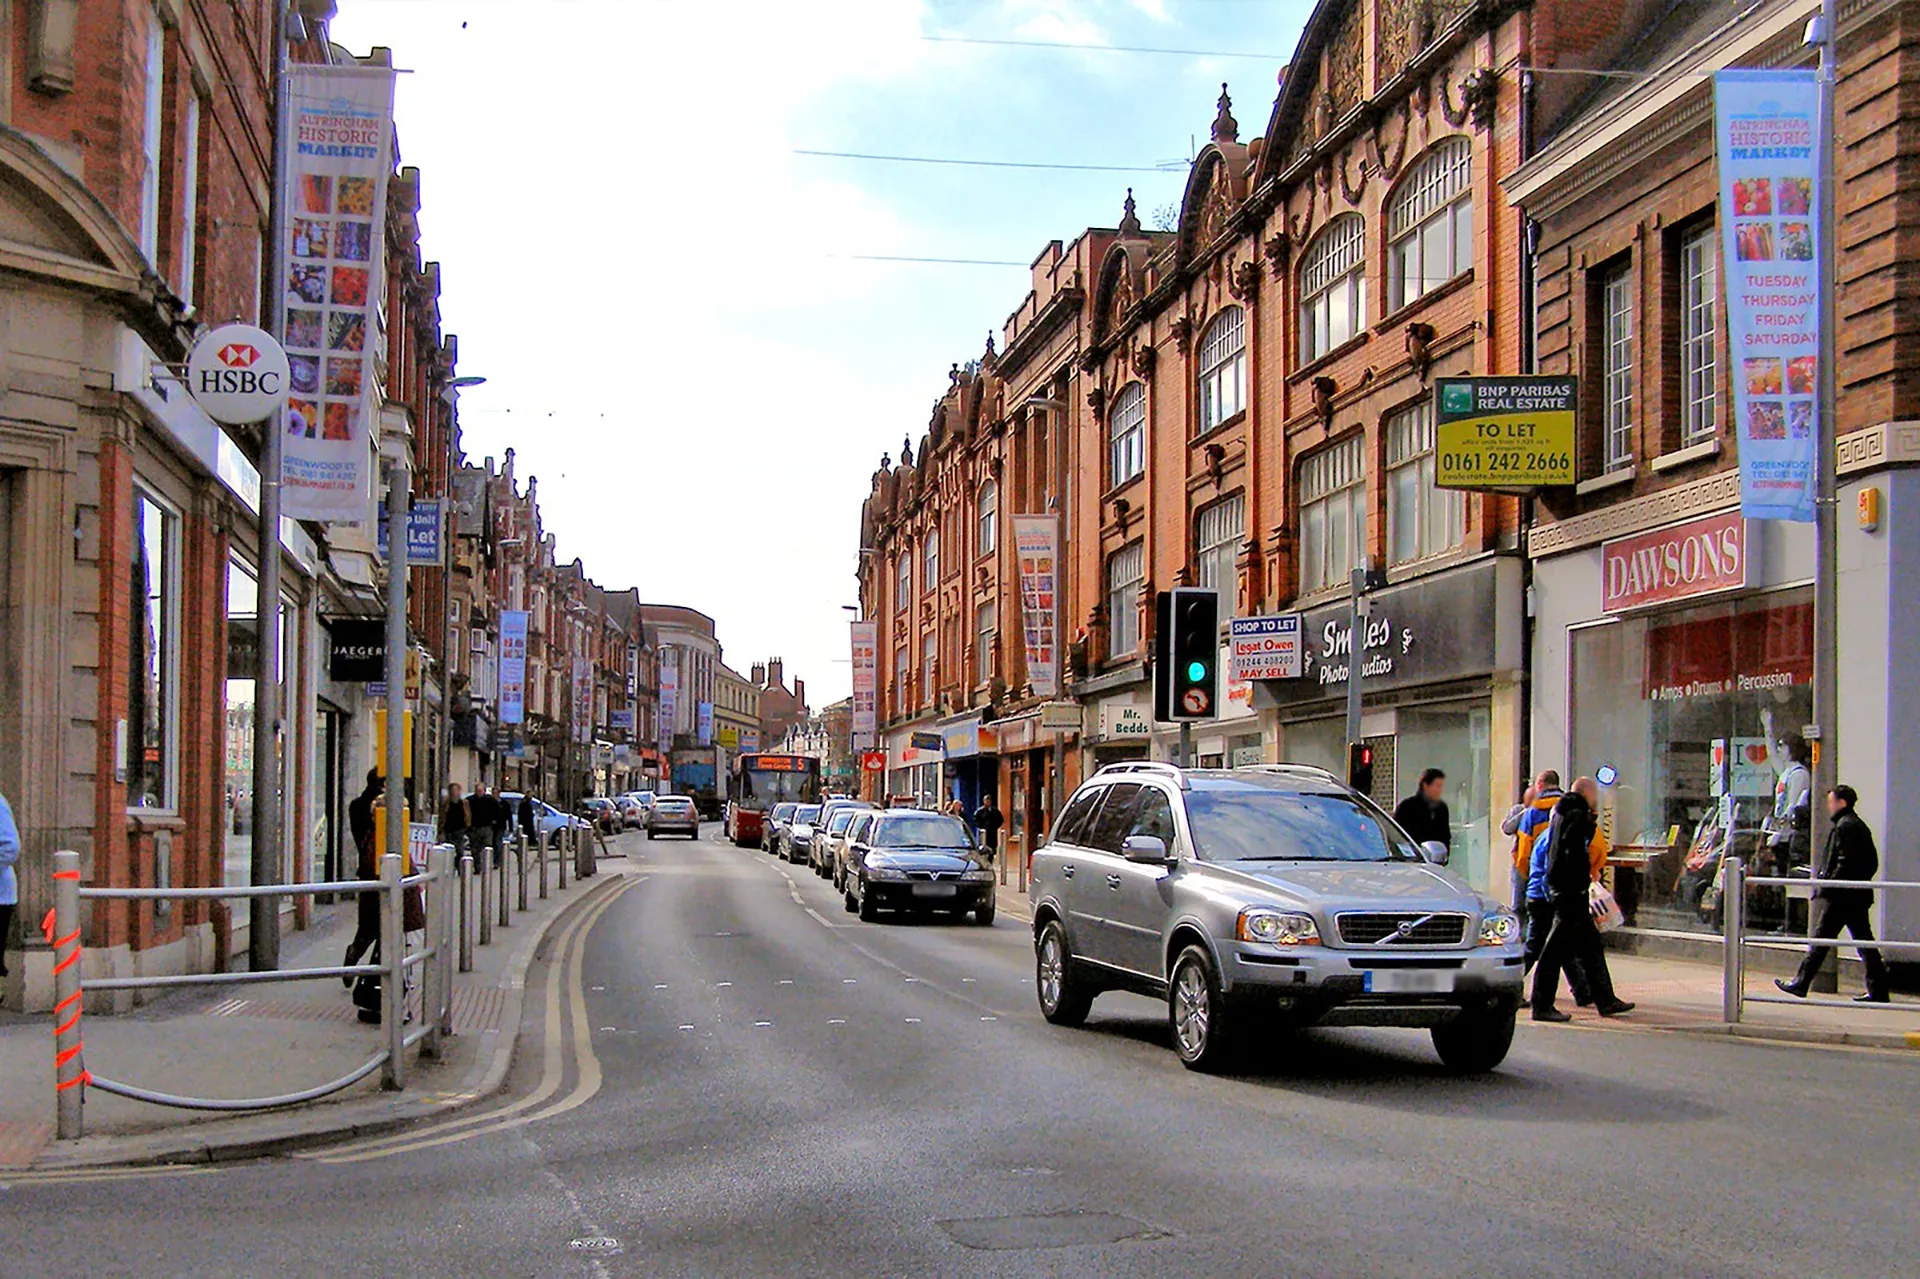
[864,856,906,881]
[962,867,996,882]
[1236,908,1319,945]
[1478,910,1521,946]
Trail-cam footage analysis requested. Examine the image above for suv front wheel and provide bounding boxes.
[1034,919,1094,1027]
[1169,945,1236,1072]
[1429,1005,1517,1073]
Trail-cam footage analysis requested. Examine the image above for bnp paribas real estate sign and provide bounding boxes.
[1434,376,1577,491]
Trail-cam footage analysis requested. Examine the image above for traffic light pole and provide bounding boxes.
[1177,722,1192,770]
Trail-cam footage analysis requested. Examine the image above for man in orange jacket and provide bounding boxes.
[1506,771,1563,910]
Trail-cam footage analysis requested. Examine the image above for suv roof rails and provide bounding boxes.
[1235,763,1341,783]
[1094,760,1190,789]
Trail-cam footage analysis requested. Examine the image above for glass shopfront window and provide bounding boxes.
[226,559,299,888]
[1569,588,1813,935]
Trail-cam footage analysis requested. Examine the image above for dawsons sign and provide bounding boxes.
[1601,511,1754,612]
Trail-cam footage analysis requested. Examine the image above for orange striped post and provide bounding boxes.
[48,850,88,1139]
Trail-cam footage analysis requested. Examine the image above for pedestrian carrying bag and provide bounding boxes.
[1589,882,1625,933]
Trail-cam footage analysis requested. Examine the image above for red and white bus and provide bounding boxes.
[724,753,824,847]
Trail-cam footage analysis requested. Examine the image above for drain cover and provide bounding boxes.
[567,1236,622,1256]
[936,1211,1171,1251]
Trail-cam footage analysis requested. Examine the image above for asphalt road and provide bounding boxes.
[6,824,1918,1278]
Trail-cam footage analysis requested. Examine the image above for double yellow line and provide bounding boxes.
[301,874,640,1165]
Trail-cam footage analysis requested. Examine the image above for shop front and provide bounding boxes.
[1258,555,1524,898]
[1533,509,1821,939]
[884,724,942,808]
[939,712,998,820]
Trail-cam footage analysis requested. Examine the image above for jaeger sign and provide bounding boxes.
[1601,512,1752,612]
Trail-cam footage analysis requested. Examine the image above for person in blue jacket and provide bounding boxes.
[0,791,19,982]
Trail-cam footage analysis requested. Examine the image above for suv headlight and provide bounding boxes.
[1478,910,1521,946]
[1237,908,1319,946]
[864,856,906,881]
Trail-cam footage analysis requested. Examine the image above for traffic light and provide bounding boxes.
[1347,742,1375,795]
[1153,587,1219,722]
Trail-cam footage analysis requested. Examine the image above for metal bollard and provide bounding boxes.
[558,826,569,891]
[438,851,456,1038]
[479,842,494,947]
[458,852,474,973]
[498,840,512,929]
[538,830,550,900]
[517,830,530,913]
[50,849,86,1140]
[1722,857,1745,1024]
[422,845,452,1060]
[381,853,405,1090]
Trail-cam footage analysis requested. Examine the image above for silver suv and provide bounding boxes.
[1029,762,1524,1073]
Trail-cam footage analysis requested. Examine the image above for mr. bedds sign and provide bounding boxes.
[1261,559,1503,708]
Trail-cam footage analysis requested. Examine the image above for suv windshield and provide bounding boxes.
[874,814,972,849]
[1183,789,1422,863]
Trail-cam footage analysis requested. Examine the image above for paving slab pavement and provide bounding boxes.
[0,833,642,1170]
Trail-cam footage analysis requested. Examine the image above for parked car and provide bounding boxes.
[814,800,874,881]
[647,795,701,839]
[833,810,878,892]
[579,797,620,834]
[500,793,589,843]
[842,809,995,925]
[763,802,799,852]
[613,795,647,829]
[1027,762,1525,1073]
[780,804,823,861]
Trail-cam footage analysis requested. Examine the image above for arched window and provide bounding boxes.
[1299,215,1366,363]
[1109,381,1147,485]
[1386,136,1472,311]
[977,480,998,556]
[924,527,940,590]
[1197,306,1246,432]
[896,549,911,612]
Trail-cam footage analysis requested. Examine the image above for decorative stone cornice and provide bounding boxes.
[1527,470,1740,558]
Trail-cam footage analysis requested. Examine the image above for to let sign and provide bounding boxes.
[1602,511,1752,612]
[1435,376,1577,490]
[1229,614,1303,681]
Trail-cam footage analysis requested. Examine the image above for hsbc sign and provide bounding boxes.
[186,323,291,424]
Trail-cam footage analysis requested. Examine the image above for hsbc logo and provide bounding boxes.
[218,343,260,368]
[185,323,291,425]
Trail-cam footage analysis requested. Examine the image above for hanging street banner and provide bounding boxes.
[1715,69,1821,523]
[571,656,592,743]
[1013,515,1060,698]
[1434,377,1577,490]
[498,610,528,725]
[279,63,397,522]
[375,498,445,565]
[696,701,714,747]
[657,655,678,750]
[850,620,878,744]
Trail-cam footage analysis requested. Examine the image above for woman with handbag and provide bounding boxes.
[1530,776,1635,1022]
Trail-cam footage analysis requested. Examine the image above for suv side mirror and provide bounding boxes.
[1419,840,1450,867]
[1122,834,1170,865]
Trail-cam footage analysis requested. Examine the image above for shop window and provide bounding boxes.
[1601,263,1635,470]
[1386,398,1463,566]
[1386,137,1473,312]
[1195,493,1244,616]
[129,490,180,810]
[1680,225,1718,445]
[1106,541,1144,659]
[1298,434,1367,594]
[1197,307,1246,432]
[1569,589,1813,936]
[974,601,996,685]
[977,480,997,557]
[1299,215,1366,363]
[1109,381,1146,486]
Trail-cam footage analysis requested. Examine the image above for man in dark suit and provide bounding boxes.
[1777,785,1890,1002]
[1393,768,1451,856]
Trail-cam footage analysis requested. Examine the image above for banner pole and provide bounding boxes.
[1810,0,1840,864]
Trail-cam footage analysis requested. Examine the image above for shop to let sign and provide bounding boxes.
[1435,376,1576,490]
[1229,614,1303,681]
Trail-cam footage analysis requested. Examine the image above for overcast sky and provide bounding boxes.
[329,0,1311,705]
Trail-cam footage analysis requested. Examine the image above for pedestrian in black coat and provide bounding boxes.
[971,795,1004,862]
[1530,780,1634,1020]
[343,770,383,983]
[1778,786,1890,1002]
[1393,769,1451,854]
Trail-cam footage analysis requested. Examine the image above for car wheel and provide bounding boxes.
[1169,944,1236,1072]
[1430,1005,1517,1074]
[843,883,858,914]
[974,903,996,927]
[856,881,880,922]
[1035,920,1094,1026]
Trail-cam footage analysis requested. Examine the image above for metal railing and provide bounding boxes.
[1721,858,1920,1022]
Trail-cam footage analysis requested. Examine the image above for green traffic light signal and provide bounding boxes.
[1187,660,1207,682]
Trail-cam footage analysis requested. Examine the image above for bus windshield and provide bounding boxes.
[731,756,823,808]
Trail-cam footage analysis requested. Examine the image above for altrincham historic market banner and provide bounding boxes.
[849,621,878,744]
[280,64,397,522]
[1013,515,1059,698]
[498,610,528,724]
[1714,69,1821,523]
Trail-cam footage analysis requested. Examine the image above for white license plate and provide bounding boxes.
[911,882,959,898]
[1362,969,1451,994]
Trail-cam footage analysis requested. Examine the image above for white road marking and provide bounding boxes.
[754,1021,772,1027]
[980,1016,998,1022]
[827,1018,846,1025]
[678,1024,695,1031]
[778,979,794,985]
[961,977,977,983]
[842,978,858,984]
[804,907,831,925]
[653,983,668,990]
[715,981,732,988]
[904,977,920,983]
[904,1017,922,1024]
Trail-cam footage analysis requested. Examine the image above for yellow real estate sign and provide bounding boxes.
[1435,376,1577,490]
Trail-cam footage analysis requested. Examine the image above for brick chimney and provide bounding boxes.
[793,678,806,711]
[750,662,766,686]
[767,658,784,690]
